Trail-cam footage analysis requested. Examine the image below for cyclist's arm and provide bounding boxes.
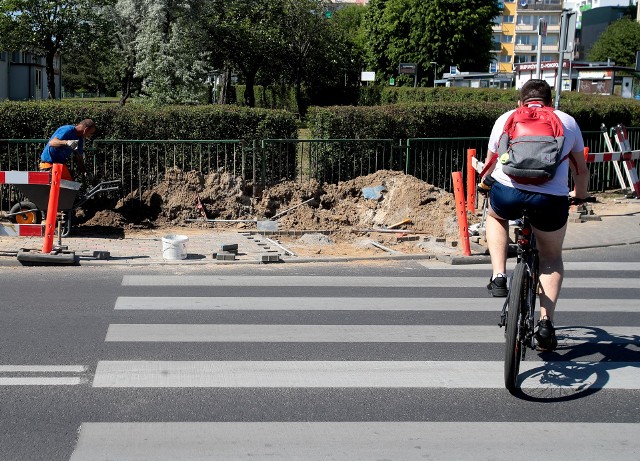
[569,149,589,199]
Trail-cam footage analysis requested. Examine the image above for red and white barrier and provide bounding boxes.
[1,170,48,240]
[0,171,50,185]
[585,151,640,163]
[0,224,43,237]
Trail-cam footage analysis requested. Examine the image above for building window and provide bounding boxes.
[514,55,533,63]
[518,15,531,25]
[501,35,513,43]
[503,15,514,23]
[0,51,6,61]
[516,35,532,45]
[499,54,512,63]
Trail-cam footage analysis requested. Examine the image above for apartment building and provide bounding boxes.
[492,0,564,73]
[0,51,61,100]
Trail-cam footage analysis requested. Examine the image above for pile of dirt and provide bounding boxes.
[259,170,459,240]
[79,167,461,241]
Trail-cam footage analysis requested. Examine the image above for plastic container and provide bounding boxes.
[162,234,189,260]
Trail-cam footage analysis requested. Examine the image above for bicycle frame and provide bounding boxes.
[499,214,540,358]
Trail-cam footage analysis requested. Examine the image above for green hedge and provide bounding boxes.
[308,98,640,139]
[0,100,298,140]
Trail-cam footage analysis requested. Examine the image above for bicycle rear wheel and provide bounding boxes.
[504,262,527,394]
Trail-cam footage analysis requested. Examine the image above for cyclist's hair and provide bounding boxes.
[79,119,96,129]
[520,79,552,106]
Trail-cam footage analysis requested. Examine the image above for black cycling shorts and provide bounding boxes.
[489,182,569,232]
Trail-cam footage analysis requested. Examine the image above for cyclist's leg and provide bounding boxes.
[486,208,509,277]
[531,223,567,321]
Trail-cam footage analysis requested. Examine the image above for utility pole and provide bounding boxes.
[554,9,575,110]
[536,18,547,79]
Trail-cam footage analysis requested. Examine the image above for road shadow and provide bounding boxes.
[514,325,640,402]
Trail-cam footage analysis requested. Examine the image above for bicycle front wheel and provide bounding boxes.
[504,262,527,394]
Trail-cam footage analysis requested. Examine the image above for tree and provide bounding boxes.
[0,0,102,98]
[364,0,500,85]
[102,0,146,105]
[278,0,336,112]
[588,18,640,68]
[134,0,209,104]
[203,0,285,107]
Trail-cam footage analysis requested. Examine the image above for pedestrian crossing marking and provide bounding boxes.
[69,422,640,461]
[114,296,640,312]
[0,365,87,386]
[92,360,640,389]
[104,324,640,344]
[121,275,640,288]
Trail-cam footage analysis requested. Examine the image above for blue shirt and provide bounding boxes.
[40,125,83,163]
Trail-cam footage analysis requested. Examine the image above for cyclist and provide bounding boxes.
[40,119,96,181]
[479,79,590,351]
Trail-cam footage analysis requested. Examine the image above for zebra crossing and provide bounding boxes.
[70,262,640,460]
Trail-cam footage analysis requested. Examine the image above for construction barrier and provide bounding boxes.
[0,224,43,237]
[451,171,471,256]
[41,164,62,254]
[0,171,50,185]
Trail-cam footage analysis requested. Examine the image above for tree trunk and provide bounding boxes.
[119,69,134,106]
[45,52,57,99]
[294,69,305,117]
[218,67,232,105]
[244,72,256,107]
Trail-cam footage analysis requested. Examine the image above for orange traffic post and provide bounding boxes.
[466,148,477,213]
[42,163,62,254]
[452,171,471,256]
[573,147,590,196]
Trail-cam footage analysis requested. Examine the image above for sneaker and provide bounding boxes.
[487,273,508,297]
[535,317,558,351]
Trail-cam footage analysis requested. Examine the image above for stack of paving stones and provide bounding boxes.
[213,243,238,261]
[239,232,281,263]
[568,203,601,223]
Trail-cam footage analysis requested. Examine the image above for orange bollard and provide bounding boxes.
[452,171,471,256]
[466,149,477,213]
[42,163,62,254]
[573,147,590,196]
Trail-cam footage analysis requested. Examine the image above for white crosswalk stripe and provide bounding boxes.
[72,268,640,459]
[114,296,640,311]
[121,274,640,288]
[69,422,640,461]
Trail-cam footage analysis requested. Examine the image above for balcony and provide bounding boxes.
[515,23,561,33]
[515,44,559,52]
[517,1,562,12]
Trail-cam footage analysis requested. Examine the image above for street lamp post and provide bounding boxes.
[430,62,437,87]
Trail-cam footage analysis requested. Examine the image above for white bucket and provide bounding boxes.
[162,234,189,260]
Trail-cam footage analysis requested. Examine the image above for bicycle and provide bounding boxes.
[498,195,595,394]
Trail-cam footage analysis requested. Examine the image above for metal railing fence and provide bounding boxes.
[87,140,246,203]
[1,128,638,211]
[261,139,400,185]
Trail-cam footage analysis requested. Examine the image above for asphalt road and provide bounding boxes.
[1,244,640,460]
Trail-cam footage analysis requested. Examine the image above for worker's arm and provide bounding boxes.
[49,137,78,149]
